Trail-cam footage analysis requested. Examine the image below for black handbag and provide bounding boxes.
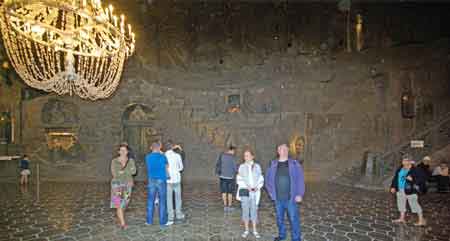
[239,188,249,197]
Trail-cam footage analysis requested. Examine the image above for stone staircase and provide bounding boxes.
[333,111,450,190]
[314,74,380,178]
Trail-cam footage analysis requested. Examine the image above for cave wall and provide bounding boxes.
[1,1,450,181]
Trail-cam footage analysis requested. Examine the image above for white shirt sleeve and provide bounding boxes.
[236,165,248,188]
[177,155,183,172]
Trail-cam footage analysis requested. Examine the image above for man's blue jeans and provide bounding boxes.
[275,199,302,241]
[146,178,167,225]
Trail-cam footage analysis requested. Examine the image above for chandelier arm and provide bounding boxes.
[36,44,52,81]
[6,13,122,58]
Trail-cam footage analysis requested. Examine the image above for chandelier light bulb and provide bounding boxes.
[113,15,117,26]
[109,4,113,17]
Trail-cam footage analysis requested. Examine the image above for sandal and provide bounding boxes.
[253,231,261,239]
[392,219,405,223]
[414,220,427,226]
[241,231,249,238]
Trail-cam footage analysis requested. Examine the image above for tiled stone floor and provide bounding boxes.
[0,181,449,241]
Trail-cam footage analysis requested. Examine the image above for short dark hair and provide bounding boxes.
[228,145,236,151]
[165,140,174,150]
[151,141,161,150]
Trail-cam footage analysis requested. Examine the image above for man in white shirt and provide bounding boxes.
[165,141,185,223]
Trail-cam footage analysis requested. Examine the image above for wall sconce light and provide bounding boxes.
[401,91,415,118]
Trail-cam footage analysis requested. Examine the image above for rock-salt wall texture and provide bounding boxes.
[2,2,450,181]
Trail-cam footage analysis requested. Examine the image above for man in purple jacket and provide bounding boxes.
[265,143,305,241]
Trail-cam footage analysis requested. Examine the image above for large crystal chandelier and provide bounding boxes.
[0,0,135,100]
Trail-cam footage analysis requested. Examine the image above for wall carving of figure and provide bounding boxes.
[142,126,160,149]
[41,99,79,126]
[123,104,157,122]
[39,99,85,166]
[129,105,155,121]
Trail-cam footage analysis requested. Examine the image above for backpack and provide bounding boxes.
[215,153,223,176]
[411,168,428,194]
[404,179,420,195]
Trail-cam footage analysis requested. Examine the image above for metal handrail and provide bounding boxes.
[380,111,450,160]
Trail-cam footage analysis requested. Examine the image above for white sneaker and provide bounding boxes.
[165,221,174,226]
[241,231,249,238]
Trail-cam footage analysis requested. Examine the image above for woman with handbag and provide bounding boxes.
[110,143,137,229]
[390,154,426,226]
[236,149,264,238]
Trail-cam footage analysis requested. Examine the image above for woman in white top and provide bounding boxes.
[236,149,264,239]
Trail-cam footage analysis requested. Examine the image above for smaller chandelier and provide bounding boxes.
[0,0,135,100]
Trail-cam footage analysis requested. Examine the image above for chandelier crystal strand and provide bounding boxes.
[0,0,135,100]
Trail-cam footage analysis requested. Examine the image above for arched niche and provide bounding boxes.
[122,104,162,179]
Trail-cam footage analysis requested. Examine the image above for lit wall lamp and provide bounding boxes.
[401,91,416,118]
[355,14,363,52]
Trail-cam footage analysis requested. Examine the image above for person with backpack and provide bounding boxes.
[215,146,237,212]
[390,154,426,226]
